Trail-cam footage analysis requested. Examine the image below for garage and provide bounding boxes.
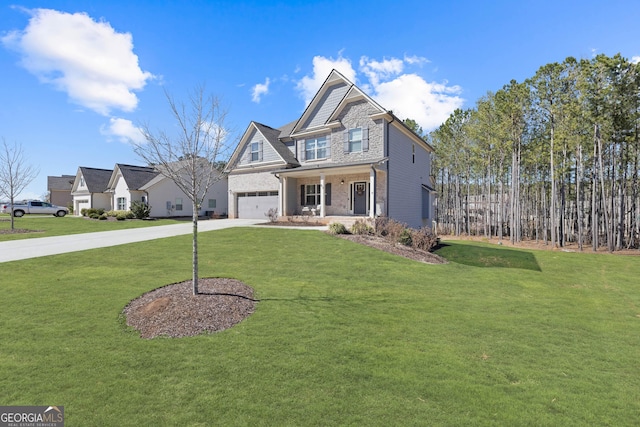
[237,191,279,219]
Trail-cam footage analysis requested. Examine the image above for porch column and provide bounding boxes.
[319,173,326,217]
[369,168,376,219]
[279,176,284,217]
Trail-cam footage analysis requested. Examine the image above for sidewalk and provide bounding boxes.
[0,219,268,263]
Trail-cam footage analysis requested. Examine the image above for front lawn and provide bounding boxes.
[1,228,639,425]
[0,214,186,241]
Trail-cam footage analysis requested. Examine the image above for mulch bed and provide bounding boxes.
[123,278,256,339]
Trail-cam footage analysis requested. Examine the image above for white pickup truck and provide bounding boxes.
[0,200,69,217]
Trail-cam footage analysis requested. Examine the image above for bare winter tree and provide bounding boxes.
[134,86,235,295]
[0,138,39,231]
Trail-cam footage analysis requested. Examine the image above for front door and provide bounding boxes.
[353,182,367,215]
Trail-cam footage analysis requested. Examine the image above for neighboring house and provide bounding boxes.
[71,163,228,218]
[71,167,113,215]
[227,69,435,228]
[47,174,75,207]
[106,164,159,211]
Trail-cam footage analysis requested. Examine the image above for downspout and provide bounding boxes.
[386,112,394,218]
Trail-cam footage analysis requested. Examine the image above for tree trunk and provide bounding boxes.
[192,199,199,295]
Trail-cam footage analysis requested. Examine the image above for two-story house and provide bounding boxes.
[227,69,435,229]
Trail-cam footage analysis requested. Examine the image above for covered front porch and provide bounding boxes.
[273,160,388,222]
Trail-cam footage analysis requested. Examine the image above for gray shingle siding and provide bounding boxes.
[300,82,349,130]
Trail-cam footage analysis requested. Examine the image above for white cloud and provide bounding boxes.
[2,8,154,115]
[632,56,640,64]
[373,74,463,131]
[251,78,270,103]
[359,56,404,87]
[296,54,463,131]
[295,54,356,104]
[404,54,429,65]
[100,117,145,144]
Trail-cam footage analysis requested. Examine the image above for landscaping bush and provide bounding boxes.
[81,208,88,217]
[85,208,105,218]
[116,213,128,221]
[265,208,278,223]
[98,213,108,220]
[350,219,374,235]
[410,226,439,252]
[397,228,413,246]
[130,201,151,219]
[328,222,349,235]
[375,217,408,242]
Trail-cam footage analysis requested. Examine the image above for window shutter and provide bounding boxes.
[298,139,306,161]
[363,127,369,152]
[258,141,263,161]
[300,185,305,206]
[343,130,349,153]
[326,134,331,158]
[326,183,331,206]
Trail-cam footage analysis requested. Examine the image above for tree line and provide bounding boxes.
[427,54,640,251]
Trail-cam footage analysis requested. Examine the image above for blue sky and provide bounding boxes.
[1,0,639,200]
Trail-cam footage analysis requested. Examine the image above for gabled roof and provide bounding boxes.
[47,175,75,191]
[109,164,158,191]
[228,121,299,171]
[253,122,299,165]
[77,167,113,193]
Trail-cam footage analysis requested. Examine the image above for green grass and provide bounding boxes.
[0,214,185,241]
[1,229,639,425]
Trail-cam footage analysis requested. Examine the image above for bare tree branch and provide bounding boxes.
[0,138,39,231]
[133,85,236,295]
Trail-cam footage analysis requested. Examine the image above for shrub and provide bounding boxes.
[98,213,108,220]
[375,217,408,242]
[85,208,105,218]
[81,208,88,217]
[350,219,374,235]
[130,201,151,219]
[116,213,127,221]
[411,227,439,252]
[265,208,278,223]
[397,228,413,246]
[125,211,135,219]
[328,222,349,235]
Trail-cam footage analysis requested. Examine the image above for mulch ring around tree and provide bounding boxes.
[123,278,257,339]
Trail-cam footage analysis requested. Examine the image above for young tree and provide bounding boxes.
[134,85,234,295]
[0,139,39,231]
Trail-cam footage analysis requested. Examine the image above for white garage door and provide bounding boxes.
[237,192,279,219]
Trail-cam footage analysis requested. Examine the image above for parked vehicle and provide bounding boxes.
[0,200,68,217]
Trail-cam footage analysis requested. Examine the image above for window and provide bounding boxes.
[208,199,216,209]
[117,197,127,210]
[300,184,331,206]
[349,128,362,152]
[175,198,183,211]
[250,141,262,162]
[343,127,369,153]
[80,177,85,187]
[412,144,416,164]
[305,136,329,160]
[305,184,318,206]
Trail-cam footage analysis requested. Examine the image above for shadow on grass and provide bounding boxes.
[434,242,542,272]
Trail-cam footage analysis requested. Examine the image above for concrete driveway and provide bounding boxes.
[0,219,270,263]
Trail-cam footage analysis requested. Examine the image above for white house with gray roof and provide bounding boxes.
[227,69,435,229]
[71,163,228,218]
